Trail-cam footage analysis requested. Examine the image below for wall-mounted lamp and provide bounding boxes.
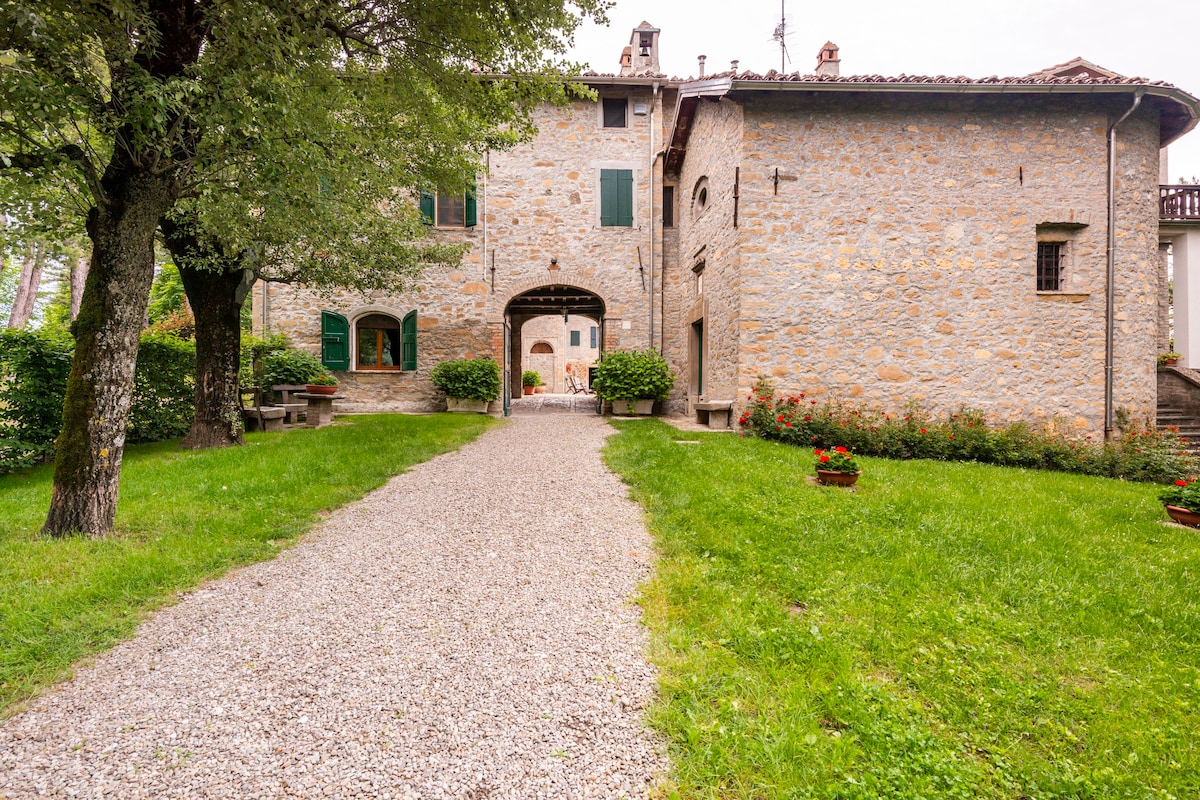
[548,256,560,271]
[633,102,649,116]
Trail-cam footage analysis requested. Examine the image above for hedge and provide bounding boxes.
[0,329,196,474]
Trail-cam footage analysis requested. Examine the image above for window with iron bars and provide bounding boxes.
[1037,242,1065,292]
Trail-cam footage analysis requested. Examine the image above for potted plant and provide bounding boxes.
[814,446,861,487]
[522,370,541,396]
[591,349,675,415]
[430,357,501,413]
[1159,351,1182,367]
[304,373,339,395]
[1159,478,1200,526]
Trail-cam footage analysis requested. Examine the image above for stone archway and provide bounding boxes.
[504,284,605,401]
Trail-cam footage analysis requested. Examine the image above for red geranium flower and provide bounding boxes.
[833,446,848,453]
[1177,479,1189,486]
[920,428,927,434]
[819,454,830,463]
[813,449,824,455]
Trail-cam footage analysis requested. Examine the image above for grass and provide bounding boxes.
[0,413,494,716]
[603,421,1200,800]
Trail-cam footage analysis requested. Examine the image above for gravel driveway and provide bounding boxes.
[0,415,666,798]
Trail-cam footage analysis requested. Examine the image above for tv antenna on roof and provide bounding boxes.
[772,0,791,73]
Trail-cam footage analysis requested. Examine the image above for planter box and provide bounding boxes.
[612,399,655,416]
[305,384,339,395]
[446,397,490,414]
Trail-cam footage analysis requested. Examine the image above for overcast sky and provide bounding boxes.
[564,0,1200,180]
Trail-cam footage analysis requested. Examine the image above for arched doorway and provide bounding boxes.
[504,285,605,413]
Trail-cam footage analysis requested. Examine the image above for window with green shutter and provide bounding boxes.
[401,310,417,371]
[570,330,581,347]
[420,181,477,227]
[600,169,633,227]
[320,310,351,371]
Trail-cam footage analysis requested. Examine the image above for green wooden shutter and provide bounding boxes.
[600,169,633,227]
[419,190,435,225]
[401,310,417,371]
[465,180,477,227]
[320,310,350,370]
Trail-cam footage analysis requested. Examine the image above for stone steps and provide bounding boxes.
[1157,404,1200,453]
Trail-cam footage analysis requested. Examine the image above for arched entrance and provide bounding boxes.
[503,285,606,414]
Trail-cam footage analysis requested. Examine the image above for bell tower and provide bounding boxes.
[620,21,660,76]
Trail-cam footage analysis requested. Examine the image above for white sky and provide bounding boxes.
[564,0,1200,181]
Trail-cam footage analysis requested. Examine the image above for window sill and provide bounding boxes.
[1035,292,1090,302]
[354,367,404,373]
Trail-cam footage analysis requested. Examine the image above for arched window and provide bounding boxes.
[531,341,554,354]
[356,313,401,370]
[692,176,710,217]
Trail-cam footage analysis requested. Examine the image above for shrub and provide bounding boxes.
[522,370,541,387]
[0,329,196,474]
[430,357,501,402]
[127,333,196,444]
[239,333,288,387]
[591,349,674,401]
[262,348,326,389]
[0,329,73,472]
[739,378,1195,484]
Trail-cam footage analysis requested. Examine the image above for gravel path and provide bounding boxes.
[0,415,666,798]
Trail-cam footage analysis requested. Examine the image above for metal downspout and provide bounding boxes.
[649,81,659,349]
[1105,89,1145,440]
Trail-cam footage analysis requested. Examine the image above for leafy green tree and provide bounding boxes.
[1,0,606,535]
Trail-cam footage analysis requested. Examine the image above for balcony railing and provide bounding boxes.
[1161,185,1200,220]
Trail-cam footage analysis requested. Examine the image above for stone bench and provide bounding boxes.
[693,400,734,430]
[274,402,308,424]
[272,384,309,404]
[242,406,286,433]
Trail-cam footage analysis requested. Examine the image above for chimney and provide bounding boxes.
[815,41,840,77]
[698,54,707,77]
[730,59,739,72]
[619,45,633,76]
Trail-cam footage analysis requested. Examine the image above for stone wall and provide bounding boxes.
[256,84,667,411]
[673,98,745,408]
[708,92,1163,435]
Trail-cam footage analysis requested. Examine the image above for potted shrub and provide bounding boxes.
[814,446,861,487]
[522,370,541,396]
[1160,478,1200,526]
[1158,351,1182,367]
[591,349,675,415]
[430,357,501,413]
[304,373,339,395]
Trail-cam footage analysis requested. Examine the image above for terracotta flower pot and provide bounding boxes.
[534,385,546,394]
[523,385,534,395]
[1165,504,1200,527]
[305,384,338,396]
[816,469,861,487]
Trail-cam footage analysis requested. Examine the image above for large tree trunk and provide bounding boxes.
[7,242,45,328]
[162,218,248,449]
[69,248,89,321]
[43,171,175,537]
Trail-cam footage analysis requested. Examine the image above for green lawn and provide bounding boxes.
[604,421,1199,800]
[0,413,494,716]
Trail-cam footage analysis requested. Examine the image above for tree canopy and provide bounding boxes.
[0,0,609,535]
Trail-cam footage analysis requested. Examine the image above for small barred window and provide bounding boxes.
[1037,242,1065,292]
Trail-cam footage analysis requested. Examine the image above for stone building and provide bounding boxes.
[256,24,1199,436]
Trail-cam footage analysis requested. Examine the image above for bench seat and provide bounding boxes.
[693,400,734,430]
[243,406,286,433]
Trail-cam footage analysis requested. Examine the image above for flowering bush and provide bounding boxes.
[814,446,859,474]
[739,378,1196,484]
[1159,478,1200,510]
